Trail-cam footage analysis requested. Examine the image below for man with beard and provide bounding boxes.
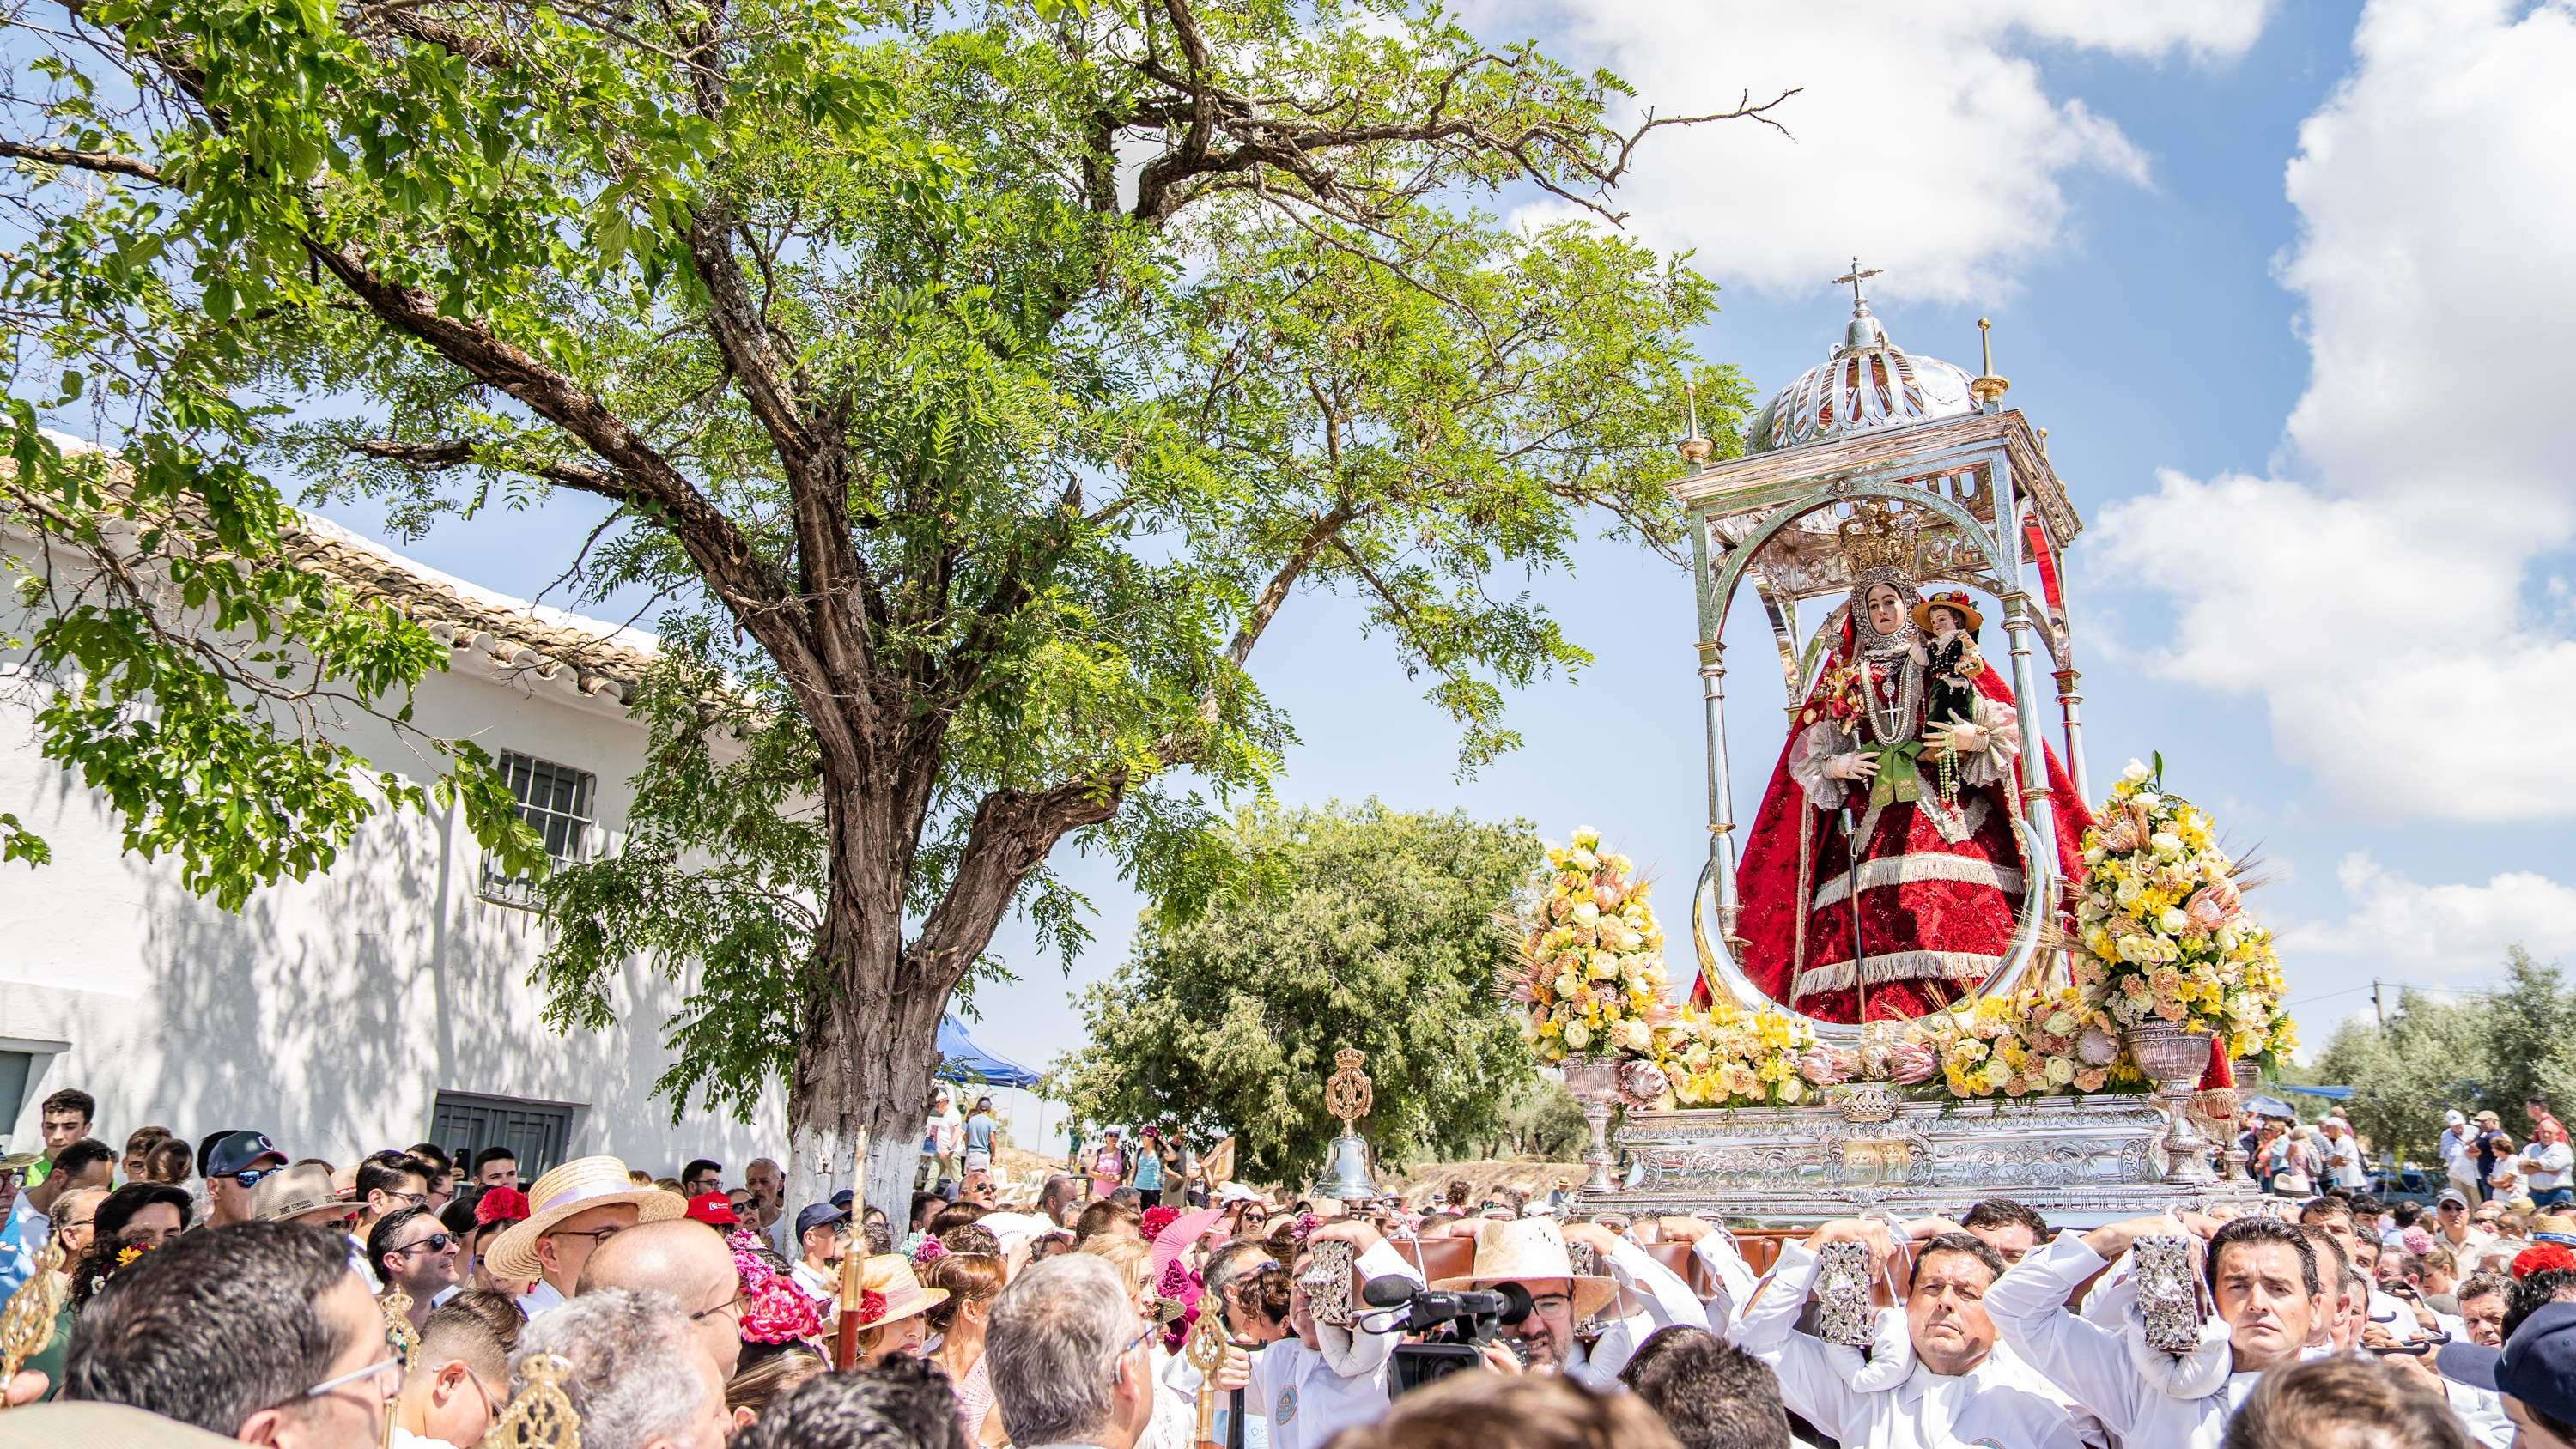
[1732,1218,2094,1449]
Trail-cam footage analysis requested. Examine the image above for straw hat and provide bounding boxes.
[1428,1217,1619,1319]
[249,1163,350,1225]
[2530,1213,2576,1246]
[853,1254,948,1330]
[1911,590,1983,634]
[483,1155,687,1280]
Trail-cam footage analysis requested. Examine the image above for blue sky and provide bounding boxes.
[311,0,2576,1083]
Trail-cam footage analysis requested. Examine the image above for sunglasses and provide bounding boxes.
[394,1232,456,1257]
[228,1166,287,1190]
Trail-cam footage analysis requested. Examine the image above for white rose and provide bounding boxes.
[1522,1014,1544,1043]
[1564,1021,1594,1051]
[2044,1056,2076,1087]
[2151,832,2184,858]
[1555,970,1580,996]
[2044,1011,2078,1039]
[2123,759,2151,782]
[2115,878,2143,906]
[1589,953,1622,979]
[1572,901,1601,926]
[1777,1077,1805,1105]
[2215,927,2239,955]
[1619,930,1644,951]
[2133,792,2160,813]
[1569,848,1598,873]
[2160,907,2189,934]
[2083,845,2105,865]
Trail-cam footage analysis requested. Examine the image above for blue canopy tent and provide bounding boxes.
[936,1016,1042,1090]
[2277,1084,2355,1100]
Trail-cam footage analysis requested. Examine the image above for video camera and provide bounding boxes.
[1359,1276,1537,1395]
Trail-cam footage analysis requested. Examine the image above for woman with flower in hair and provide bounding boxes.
[847,1253,950,1367]
[925,1252,1008,1446]
[70,1181,192,1307]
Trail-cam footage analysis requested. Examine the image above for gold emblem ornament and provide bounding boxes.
[1322,1048,1372,1130]
[1185,1307,1228,1448]
[381,1290,420,1373]
[0,1239,69,1405]
[477,1352,582,1449]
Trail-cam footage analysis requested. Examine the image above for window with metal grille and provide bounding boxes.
[477,750,596,910]
[428,1091,577,1183]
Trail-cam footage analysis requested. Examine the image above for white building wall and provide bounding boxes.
[0,550,790,1176]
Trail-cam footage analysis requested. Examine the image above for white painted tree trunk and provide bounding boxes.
[783,1119,924,1232]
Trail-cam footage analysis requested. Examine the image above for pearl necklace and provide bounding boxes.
[1861,652,1923,746]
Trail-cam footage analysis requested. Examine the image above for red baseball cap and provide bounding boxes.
[684,1191,739,1227]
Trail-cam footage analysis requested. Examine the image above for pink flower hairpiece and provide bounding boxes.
[1140,1205,1181,1240]
[914,1235,950,1267]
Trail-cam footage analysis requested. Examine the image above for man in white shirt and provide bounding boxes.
[1249,1218,1425,1449]
[788,1202,849,1306]
[2323,1120,2369,1191]
[1423,1216,1710,1390]
[1985,1213,2328,1449]
[1729,1217,2097,1449]
[2443,1111,2484,1204]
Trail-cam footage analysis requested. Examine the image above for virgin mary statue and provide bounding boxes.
[1705,531,2093,1022]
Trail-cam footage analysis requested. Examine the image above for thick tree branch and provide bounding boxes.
[0,140,165,183]
[909,773,1127,987]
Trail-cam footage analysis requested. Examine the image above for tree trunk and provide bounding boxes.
[780,852,953,1225]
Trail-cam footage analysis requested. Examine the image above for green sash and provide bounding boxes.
[1863,740,1925,807]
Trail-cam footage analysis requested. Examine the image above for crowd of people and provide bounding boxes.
[2233,1098,2568,1210]
[3,1082,2575,1449]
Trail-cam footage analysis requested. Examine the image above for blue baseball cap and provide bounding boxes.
[2439,1300,2576,1425]
[796,1202,850,1237]
[206,1131,286,1178]
[831,1188,854,1210]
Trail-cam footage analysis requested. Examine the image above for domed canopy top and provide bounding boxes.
[1745,299,1976,455]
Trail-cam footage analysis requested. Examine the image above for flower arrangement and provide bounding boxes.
[2070,757,2297,1065]
[725,1229,824,1343]
[1907,985,2132,1100]
[1507,827,1674,1064]
[912,1235,949,1268]
[1654,999,1834,1108]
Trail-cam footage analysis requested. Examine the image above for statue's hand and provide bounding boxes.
[1940,724,1984,756]
[1826,753,1880,782]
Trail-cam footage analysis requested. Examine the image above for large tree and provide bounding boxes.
[1051,800,1543,1186]
[0,0,1767,1212]
[2314,949,2576,1163]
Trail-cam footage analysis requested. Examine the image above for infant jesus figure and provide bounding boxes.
[1910,591,1986,798]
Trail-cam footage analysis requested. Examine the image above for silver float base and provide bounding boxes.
[1592,1094,2268,1228]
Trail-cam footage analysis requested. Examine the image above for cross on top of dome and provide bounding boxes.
[1741,260,1977,454]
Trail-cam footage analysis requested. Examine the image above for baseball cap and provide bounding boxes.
[796,1202,850,1237]
[2439,1300,2576,1425]
[1218,1183,1262,1204]
[831,1189,855,1210]
[684,1191,738,1226]
[2439,1187,2470,1209]
[206,1131,287,1179]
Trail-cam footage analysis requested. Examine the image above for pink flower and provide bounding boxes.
[1888,1041,1940,1085]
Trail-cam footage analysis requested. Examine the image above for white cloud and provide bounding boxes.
[2284,852,2576,976]
[2094,470,2576,822]
[2092,0,2576,822]
[1472,1,2269,301]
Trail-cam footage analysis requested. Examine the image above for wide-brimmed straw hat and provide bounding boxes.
[1911,590,1984,634]
[483,1155,686,1280]
[1429,1217,1619,1319]
[853,1254,948,1330]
